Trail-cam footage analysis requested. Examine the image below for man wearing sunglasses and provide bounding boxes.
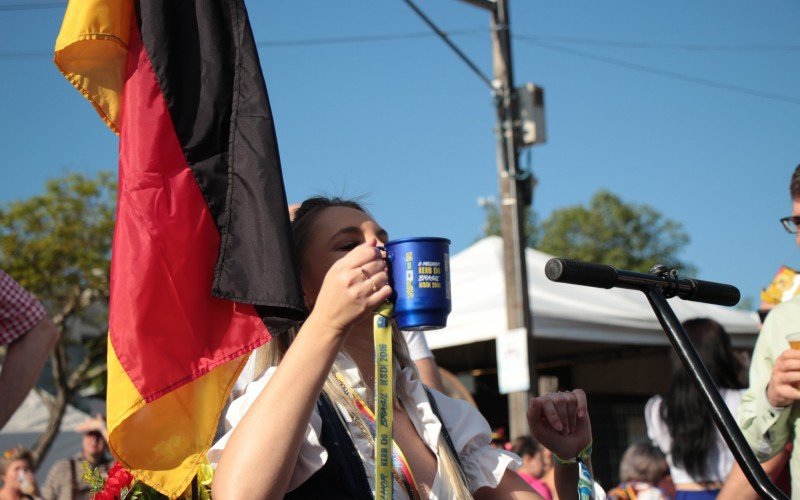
[780,216,800,244]
[738,165,800,495]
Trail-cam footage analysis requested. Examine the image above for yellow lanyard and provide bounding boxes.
[333,372,422,500]
[373,302,394,500]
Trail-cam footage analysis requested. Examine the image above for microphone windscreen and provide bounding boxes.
[544,258,618,289]
[685,279,740,307]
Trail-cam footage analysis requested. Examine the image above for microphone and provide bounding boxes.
[544,258,740,307]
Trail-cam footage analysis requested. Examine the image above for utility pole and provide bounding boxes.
[406,0,538,439]
[488,0,537,439]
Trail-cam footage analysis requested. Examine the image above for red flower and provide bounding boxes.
[104,476,122,497]
[107,463,135,489]
[120,470,134,485]
[92,463,135,500]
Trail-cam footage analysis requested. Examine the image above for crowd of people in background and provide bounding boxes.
[0,312,768,500]
[0,415,111,500]
[3,165,800,499]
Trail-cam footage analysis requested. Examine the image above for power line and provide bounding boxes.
[0,29,487,60]
[514,37,800,106]
[3,27,797,106]
[401,0,493,89]
[256,28,485,48]
[0,2,64,11]
[0,0,796,54]
[0,50,49,60]
[515,33,800,52]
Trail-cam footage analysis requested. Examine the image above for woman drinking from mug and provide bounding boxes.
[209,197,595,499]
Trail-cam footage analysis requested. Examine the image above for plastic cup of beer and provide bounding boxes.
[788,332,800,350]
[18,471,35,496]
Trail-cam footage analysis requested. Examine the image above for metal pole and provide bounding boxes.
[490,0,537,438]
[644,288,787,500]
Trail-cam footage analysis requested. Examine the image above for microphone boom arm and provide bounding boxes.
[545,258,787,500]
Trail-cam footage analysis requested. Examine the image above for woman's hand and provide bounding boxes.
[309,239,392,334]
[527,389,592,461]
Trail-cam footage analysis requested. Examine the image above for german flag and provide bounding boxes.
[55,0,304,496]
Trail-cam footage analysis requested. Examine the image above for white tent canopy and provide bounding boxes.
[3,391,90,435]
[426,237,760,350]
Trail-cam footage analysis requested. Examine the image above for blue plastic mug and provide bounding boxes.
[383,237,451,331]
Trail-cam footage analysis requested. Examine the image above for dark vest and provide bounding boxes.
[284,392,372,499]
[284,389,460,499]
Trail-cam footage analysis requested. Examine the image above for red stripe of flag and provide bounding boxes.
[110,20,269,401]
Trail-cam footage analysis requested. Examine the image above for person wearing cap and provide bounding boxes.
[41,416,111,500]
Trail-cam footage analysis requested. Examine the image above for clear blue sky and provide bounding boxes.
[1,1,798,308]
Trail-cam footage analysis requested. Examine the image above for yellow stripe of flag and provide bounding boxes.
[107,337,246,496]
[54,0,133,134]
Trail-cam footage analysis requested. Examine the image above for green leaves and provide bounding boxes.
[538,190,694,274]
[0,172,116,306]
[480,189,695,275]
[81,460,106,492]
[0,171,116,403]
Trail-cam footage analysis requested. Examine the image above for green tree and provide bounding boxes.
[538,190,695,274]
[0,172,116,467]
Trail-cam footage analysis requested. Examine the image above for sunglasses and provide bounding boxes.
[780,216,800,234]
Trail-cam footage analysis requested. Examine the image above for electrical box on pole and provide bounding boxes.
[515,83,546,146]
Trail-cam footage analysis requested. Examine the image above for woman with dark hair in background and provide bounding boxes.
[645,318,745,499]
[510,436,553,500]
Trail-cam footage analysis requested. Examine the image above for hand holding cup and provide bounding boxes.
[766,332,800,408]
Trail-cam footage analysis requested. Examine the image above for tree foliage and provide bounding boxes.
[537,190,694,274]
[0,171,116,467]
[480,190,694,275]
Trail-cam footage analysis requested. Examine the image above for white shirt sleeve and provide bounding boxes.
[426,388,520,493]
[207,367,328,492]
[231,351,255,399]
[402,330,434,361]
[644,395,671,455]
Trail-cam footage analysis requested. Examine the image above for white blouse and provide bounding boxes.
[645,389,744,485]
[209,352,519,498]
